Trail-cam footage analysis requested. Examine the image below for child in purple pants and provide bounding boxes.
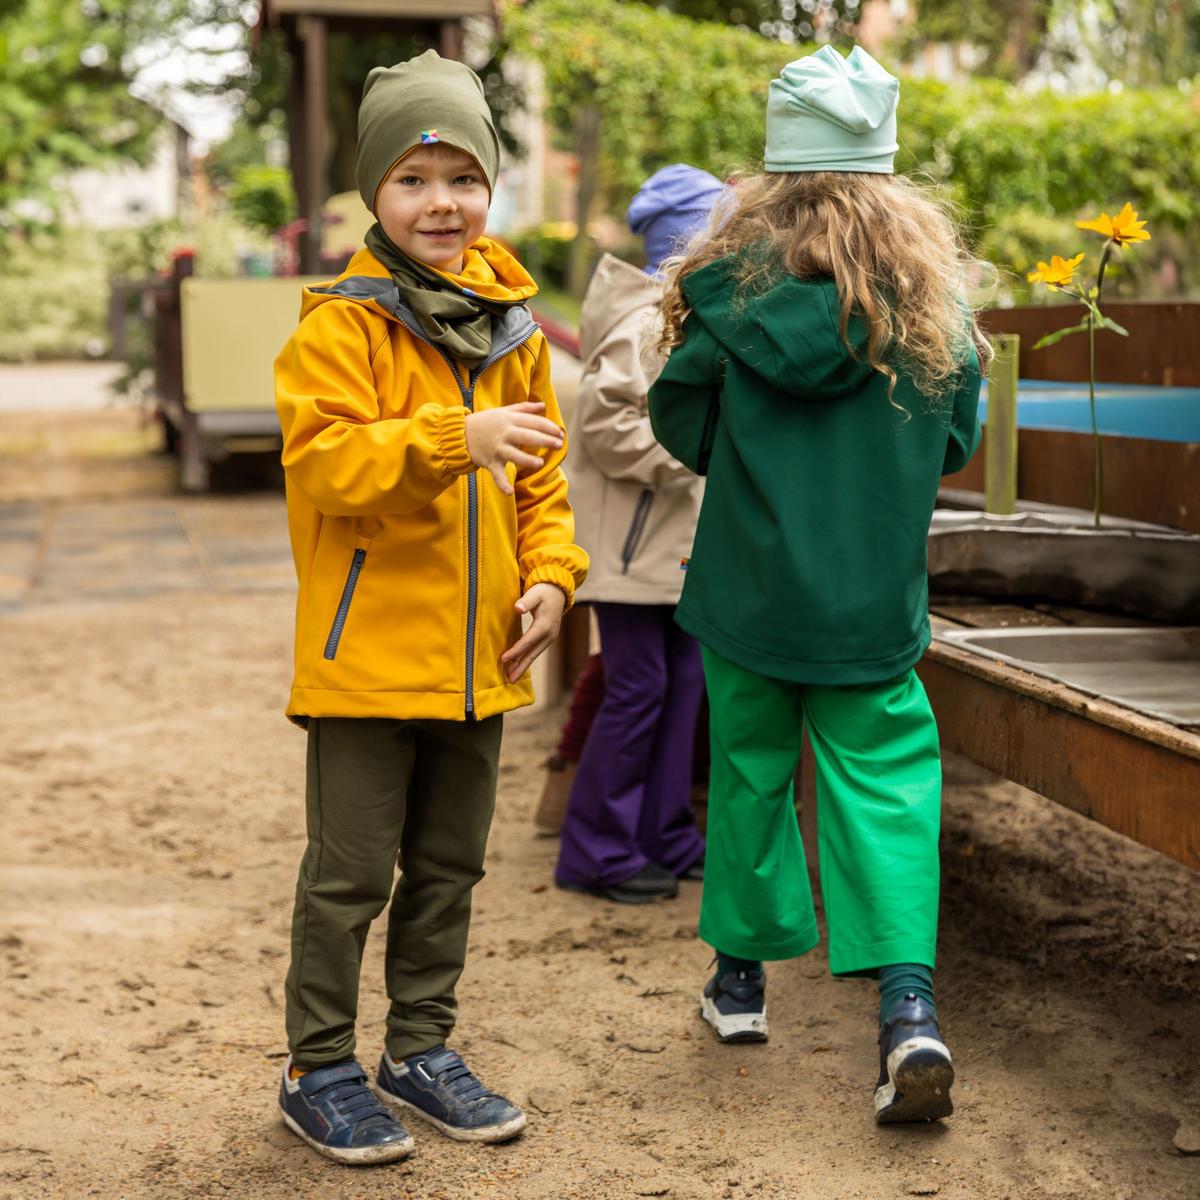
[555,165,724,904]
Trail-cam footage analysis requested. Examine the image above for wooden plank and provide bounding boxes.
[918,637,1200,871]
[944,429,1200,534]
[299,14,328,276]
[979,302,1200,386]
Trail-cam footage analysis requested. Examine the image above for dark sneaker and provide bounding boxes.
[376,1046,526,1144]
[700,966,768,1043]
[679,859,704,881]
[557,862,678,904]
[278,1057,415,1165]
[874,994,954,1123]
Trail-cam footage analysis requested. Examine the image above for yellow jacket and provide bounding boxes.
[275,240,587,722]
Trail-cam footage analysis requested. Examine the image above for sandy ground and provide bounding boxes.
[2,389,1199,1200]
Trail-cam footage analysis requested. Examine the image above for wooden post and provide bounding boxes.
[298,15,328,275]
[439,19,464,60]
[984,333,1019,515]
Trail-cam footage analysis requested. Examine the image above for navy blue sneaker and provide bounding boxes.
[376,1046,526,1143]
[278,1057,415,1164]
[875,994,955,1123]
[700,966,768,1043]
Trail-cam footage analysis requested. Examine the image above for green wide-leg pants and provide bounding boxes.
[699,647,942,975]
[284,715,502,1069]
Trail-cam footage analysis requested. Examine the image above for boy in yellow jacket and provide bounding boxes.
[272,51,587,1165]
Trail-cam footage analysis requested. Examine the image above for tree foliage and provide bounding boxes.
[509,0,798,194]
[0,0,254,234]
[512,0,1200,294]
[905,0,1200,84]
[654,0,862,46]
[0,0,162,230]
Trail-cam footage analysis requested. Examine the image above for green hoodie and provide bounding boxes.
[648,257,981,685]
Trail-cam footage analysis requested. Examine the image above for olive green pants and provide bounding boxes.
[284,715,502,1069]
[699,648,942,975]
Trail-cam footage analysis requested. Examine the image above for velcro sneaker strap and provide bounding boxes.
[297,1062,366,1095]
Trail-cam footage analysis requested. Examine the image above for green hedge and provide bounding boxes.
[0,216,275,362]
[510,1,1199,296]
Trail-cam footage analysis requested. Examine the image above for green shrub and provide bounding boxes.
[227,164,296,235]
[0,228,114,361]
[511,1,1200,296]
[509,221,587,289]
[0,215,275,363]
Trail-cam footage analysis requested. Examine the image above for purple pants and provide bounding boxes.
[555,603,706,887]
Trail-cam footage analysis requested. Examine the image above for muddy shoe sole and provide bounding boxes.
[874,1037,955,1123]
[279,1108,415,1164]
[699,994,768,1044]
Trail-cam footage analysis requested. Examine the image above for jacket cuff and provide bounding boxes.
[523,563,578,612]
[435,405,474,477]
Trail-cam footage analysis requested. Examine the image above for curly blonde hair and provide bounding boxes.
[657,170,993,406]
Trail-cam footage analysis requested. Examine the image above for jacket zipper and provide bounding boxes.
[389,306,538,716]
[620,488,654,574]
[323,547,367,660]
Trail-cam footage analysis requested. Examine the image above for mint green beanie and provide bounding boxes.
[764,45,899,175]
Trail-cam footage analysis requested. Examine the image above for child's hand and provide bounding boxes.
[500,583,567,682]
[465,402,564,495]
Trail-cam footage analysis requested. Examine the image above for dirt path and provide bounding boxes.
[1,409,1198,1200]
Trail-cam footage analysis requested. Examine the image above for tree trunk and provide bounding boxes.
[567,101,601,299]
[1000,0,1045,81]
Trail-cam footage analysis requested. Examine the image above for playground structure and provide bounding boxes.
[140,0,1200,872]
[917,304,1200,871]
[255,0,493,274]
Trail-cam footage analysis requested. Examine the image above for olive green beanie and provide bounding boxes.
[356,49,500,213]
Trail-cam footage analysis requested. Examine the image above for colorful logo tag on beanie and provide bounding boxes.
[421,129,440,144]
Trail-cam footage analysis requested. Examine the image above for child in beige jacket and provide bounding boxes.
[554,165,724,904]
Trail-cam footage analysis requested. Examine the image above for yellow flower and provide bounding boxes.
[1027,252,1086,287]
[1076,202,1151,246]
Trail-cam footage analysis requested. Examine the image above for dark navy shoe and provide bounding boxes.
[700,965,768,1043]
[278,1057,415,1164]
[874,994,955,1123]
[376,1046,527,1143]
[557,862,679,904]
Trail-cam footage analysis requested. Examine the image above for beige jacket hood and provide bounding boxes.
[567,253,704,605]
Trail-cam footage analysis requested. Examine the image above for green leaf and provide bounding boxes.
[1096,315,1130,336]
[1033,321,1090,349]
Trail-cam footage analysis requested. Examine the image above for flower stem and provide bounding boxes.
[1087,238,1115,529]
[1096,239,1114,298]
[1088,309,1101,527]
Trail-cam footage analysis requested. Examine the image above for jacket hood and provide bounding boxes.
[682,255,875,399]
[579,252,662,364]
[300,235,538,323]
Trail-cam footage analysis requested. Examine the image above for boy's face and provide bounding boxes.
[375,143,489,274]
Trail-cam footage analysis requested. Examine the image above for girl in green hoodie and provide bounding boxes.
[648,45,989,1124]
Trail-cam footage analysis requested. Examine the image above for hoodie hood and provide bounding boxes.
[579,252,662,364]
[682,255,875,399]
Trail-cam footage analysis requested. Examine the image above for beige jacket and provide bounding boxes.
[568,253,704,605]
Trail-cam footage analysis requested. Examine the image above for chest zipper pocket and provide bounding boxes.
[621,489,655,575]
[323,540,370,661]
